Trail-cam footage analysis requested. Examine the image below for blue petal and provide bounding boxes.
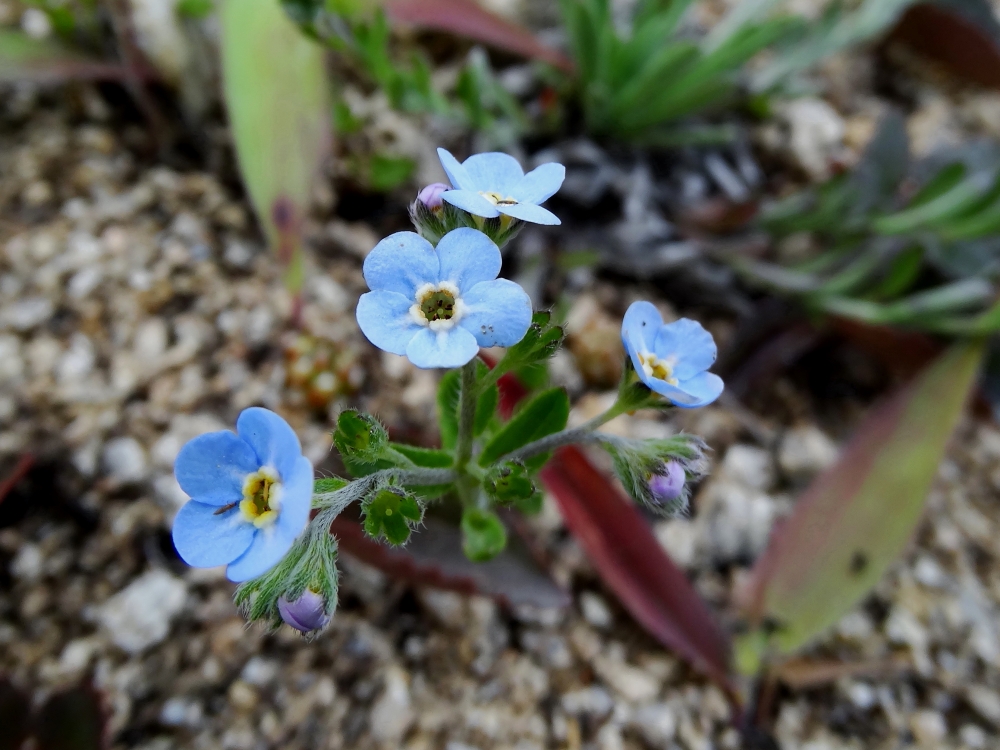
[174,431,258,506]
[363,232,439,297]
[236,407,302,481]
[510,162,565,204]
[459,279,533,348]
[406,327,479,369]
[442,189,501,218]
[225,525,293,583]
[673,372,724,409]
[275,455,312,549]
[437,148,476,191]
[463,152,524,195]
[437,228,501,290]
[357,290,422,356]
[225,456,313,582]
[621,301,662,355]
[653,318,718,382]
[497,202,561,225]
[172,501,255,568]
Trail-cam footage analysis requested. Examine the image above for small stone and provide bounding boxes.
[655,519,698,568]
[780,98,846,180]
[369,666,414,742]
[631,703,677,745]
[579,591,613,630]
[846,682,876,710]
[159,697,203,728]
[227,680,258,712]
[913,555,948,589]
[778,425,838,481]
[56,333,95,383]
[959,724,988,749]
[965,686,1000,726]
[909,710,946,747]
[11,543,43,581]
[240,657,279,686]
[97,570,187,654]
[3,296,53,331]
[223,239,255,269]
[67,266,103,299]
[560,686,614,718]
[102,437,148,484]
[720,444,775,491]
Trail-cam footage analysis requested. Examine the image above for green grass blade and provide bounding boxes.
[221,0,331,294]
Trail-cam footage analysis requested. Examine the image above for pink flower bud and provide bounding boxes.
[416,182,450,211]
[278,590,330,633]
[649,461,685,503]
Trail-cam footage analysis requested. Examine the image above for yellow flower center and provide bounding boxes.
[240,467,282,529]
[480,191,518,206]
[410,282,467,332]
[638,351,678,385]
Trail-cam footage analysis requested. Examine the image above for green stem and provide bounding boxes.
[454,359,479,471]
[493,402,630,465]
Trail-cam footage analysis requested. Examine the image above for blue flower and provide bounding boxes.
[171,408,314,582]
[621,301,724,408]
[437,148,565,226]
[356,227,533,369]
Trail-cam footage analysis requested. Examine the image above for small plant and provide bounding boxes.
[170,147,723,634]
[558,0,799,142]
[731,112,1000,335]
[281,0,526,145]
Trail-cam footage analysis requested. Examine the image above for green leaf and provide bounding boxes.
[177,0,214,18]
[220,0,330,293]
[390,444,453,468]
[475,382,499,436]
[479,387,570,467]
[314,477,348,493]
[363,489,423,545]
[737,339,984,667]
[369,153,416,192]
[461,508,508,562]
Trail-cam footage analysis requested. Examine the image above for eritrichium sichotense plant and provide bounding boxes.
[170,148,725,635]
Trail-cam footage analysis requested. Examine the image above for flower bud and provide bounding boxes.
[416,182,450,211]
[649,461,685,504]
[278,589,331,633]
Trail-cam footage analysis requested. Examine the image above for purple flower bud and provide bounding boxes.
[649,461,685,503]
[278,590,331,633]
[416,182,450,211]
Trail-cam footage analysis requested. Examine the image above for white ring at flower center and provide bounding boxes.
[409,281,468,332]
[638,351,679,386]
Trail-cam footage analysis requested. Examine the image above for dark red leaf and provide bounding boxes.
[540,447,735,697]
[332,515,569,608]
[891,1,1000,89]
[384,0,574,72]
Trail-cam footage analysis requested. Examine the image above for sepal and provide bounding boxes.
[362,487,424,545]
[602,434,708,516]
[461,508,507,562]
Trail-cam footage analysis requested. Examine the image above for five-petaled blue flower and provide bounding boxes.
[356,227,532,369]
[171,408,313,582]
[621,301,724,408]
[437,148,565,226]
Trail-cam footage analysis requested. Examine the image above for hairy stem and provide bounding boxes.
[494,404,630,465]
[454,359,479,471]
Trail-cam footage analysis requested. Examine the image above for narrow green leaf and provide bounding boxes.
[390,443,453,468]
[220,0,331,293]
[437,361,497,449]
[739,340,984,662]
[479,387,570,467]
[314,477,349,493]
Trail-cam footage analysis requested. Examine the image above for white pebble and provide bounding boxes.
[97,570,188,654]
[102,436,149,484]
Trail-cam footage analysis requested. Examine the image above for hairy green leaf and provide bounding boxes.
[479,387,570,467]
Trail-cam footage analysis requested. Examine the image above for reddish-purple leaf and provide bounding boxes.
[332,515,569,608]
[891,1,1000,89]
[384,0,574,72]
[540,447,735,697]
[738,340,984,661]
[0,454,34,508]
